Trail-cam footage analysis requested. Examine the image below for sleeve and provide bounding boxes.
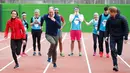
[69,14,74,22]
[26,22,29,29]
[4,21,10,37]
[122,16,129,40]
[60,16,65,23]
[55,16,61,29]
[86,19,93,25]
[24,20,29,29]
[40,15,45,26]
[97,15,102,31]
[79,14,84,22]
[19,20,26,39]
[105,19,110,37]
[30,17,33,23]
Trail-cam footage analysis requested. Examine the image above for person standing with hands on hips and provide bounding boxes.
[41,7,61,68]
[54,8,66,57]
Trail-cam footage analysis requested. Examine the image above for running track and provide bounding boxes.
[0,32,130,73]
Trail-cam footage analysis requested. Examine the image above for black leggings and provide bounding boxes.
[31,30,42,51]
[99,31,109,53]
[11,39,22,65]
[22,34,28,53]
[93,34,99,52]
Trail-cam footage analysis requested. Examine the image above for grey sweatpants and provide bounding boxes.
[45,34,58,63]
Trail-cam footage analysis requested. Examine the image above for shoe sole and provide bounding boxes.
[113,68,118,72]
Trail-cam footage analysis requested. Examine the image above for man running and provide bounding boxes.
[41,7,61,67]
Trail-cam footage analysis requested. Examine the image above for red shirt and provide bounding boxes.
[4,18,26,40]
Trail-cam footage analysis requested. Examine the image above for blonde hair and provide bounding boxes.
[94,12,99,16]
[34,9,40,14]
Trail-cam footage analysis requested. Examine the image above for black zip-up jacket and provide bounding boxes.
[105,13,129,40]
[41,14,61,36]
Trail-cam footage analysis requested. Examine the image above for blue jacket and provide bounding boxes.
[41,14,61,36]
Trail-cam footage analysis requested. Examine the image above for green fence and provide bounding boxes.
[0,4,2,31]
[1,4,130,32]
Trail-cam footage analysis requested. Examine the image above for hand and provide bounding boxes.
[4,36,8,39]
[78,18,81,21]
[60,26,63,30]
[97,31,99,35]
[105,37,108,42]
[50,17,56,22]
[22,40,26,45]
[124,40,128,44]
[37,22,41,25]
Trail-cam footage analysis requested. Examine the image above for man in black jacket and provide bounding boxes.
[41,7,61,68]
[106,6,129,71]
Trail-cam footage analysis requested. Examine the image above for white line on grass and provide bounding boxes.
[0,38,46,72]
[42,33,67,73]
[81,36,92,73]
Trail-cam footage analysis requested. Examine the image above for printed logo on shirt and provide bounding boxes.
[102,20,107,27]
[74,18,80,25]
[95,25,98,30]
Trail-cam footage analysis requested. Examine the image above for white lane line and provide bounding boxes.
[0,38,46,72]
[81,36,92,73]
[0,46,10,51]
[118,56,130,68]
[0,37,10,42]
[0,35,31,52]
[42,33,67,73]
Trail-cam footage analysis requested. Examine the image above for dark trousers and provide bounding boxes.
[31,30,42,51]
[110,36,123,66]
[11,39,22,65]
[99,31,109,53]
[22,34,28,53]
[93,34,99,52]
[45,34,58,63]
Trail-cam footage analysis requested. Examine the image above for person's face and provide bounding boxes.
[22,15,26,19]
[104,10,109,15]
[55,10,59,14]
[109,12,116,17]
[94,15,98,20]
[74,8,79,14]
[11,11,17,18]
[34,12,39,18]
[49,9,54,17]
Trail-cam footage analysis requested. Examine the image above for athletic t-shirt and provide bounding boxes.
[69,14,84,30]
[99,14,110,31]
[88,19,98,34]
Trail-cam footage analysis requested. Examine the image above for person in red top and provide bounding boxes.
[4,10,26,69]
[54,8,66,57]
